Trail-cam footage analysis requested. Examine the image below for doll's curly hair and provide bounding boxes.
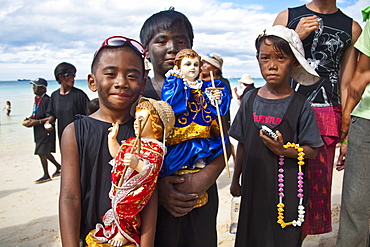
[136,100,164,141]
[174,49,202,69]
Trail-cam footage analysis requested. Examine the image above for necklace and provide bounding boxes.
[32,94,45,118]
[277,142,305,228]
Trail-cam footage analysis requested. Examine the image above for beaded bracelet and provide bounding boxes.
[277,142,305,228]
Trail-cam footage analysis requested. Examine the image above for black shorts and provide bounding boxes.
[35,142,56,155]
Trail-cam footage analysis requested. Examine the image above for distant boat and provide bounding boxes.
[17,78,31,81]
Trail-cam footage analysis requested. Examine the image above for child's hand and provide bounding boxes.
[259,129,285,156]
[108,122,119,140]
[123,153,139,169]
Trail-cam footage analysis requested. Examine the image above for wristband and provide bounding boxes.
[39,120,42,125]
[342,140,348,145]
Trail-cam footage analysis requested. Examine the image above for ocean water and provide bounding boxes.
[0,80,97,153]
[0,77,265,152]
[228,77,265,119]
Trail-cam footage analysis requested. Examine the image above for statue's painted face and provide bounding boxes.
[134,109,153,138]
[180,56,200,82]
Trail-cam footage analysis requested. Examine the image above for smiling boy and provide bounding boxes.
[59,36,157,247]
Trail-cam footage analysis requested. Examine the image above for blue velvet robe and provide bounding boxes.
[160,70,230,177]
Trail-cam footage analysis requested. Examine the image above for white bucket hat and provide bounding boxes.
[201,53,223,70]
[258,25,320,86]
[238,73,254,84]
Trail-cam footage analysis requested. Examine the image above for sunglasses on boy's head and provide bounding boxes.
[94,36,147,59]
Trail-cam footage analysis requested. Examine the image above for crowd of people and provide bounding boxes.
[18,1,369,246]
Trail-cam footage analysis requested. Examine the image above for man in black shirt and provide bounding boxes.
[23,78,61,183]
[45,62,89,143]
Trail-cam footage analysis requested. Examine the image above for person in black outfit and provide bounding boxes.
[229,25,323,247]
[23,78,61,184]
[140,10,230,246]
[59,36,155,246]
[45,62,89,144]
[139,7,194,100]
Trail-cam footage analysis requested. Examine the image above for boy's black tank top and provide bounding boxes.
[74,116,135,241]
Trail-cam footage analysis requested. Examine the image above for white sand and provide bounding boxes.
[0,98,344,246]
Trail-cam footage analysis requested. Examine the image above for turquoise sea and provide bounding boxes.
[0,79,97,152]
[0,77,265,152]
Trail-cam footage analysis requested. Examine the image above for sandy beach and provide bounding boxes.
[0,95,344,247]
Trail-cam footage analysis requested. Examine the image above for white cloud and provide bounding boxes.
[341,0,369,27]
[0,0,366,80]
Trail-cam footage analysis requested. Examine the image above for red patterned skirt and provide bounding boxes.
[303,105,341,234]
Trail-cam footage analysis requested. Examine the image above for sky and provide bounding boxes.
[0,0,368,81]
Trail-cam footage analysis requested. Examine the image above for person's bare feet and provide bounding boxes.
[108,232,128,247]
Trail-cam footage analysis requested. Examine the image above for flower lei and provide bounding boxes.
[277,142,305,228]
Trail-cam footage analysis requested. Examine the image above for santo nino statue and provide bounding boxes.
[86,97,175,247]
[161,48,231,205]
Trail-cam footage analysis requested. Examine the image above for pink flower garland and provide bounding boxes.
[277,142,305,228]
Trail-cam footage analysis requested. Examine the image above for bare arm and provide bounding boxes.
[336,52,369,170]
[140,188,158,247]
[47,116,56,124]
[273,9,288,26]
[233,87,242,102]
[339,21,362,109]
[333,21,362,171]
[341,53,370,140]
[59,123,81,247]
[24,117,50,128]
[108,122,120,158]
[230,142,243,197]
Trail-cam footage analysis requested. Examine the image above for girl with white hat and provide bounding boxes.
[229,25,324,247]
